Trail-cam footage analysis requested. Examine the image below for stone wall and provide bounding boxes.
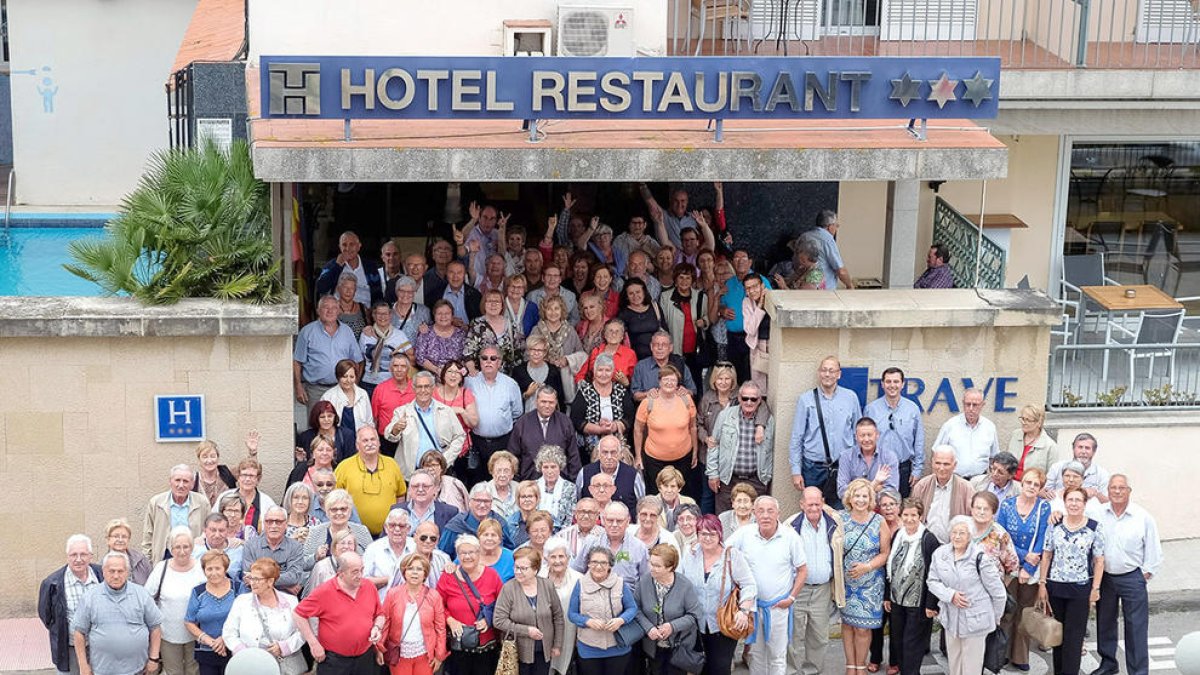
[0,298,296,617]
[766,289,1060,515]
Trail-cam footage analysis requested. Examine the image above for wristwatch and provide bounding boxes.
[149,657,162,663]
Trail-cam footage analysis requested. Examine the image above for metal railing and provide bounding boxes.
[933,197,1007,289]
[668,0,1200,68]
[1,168,12,246]
[1048,341,1200,410]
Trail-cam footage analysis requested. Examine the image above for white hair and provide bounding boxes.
[169,463,192,478]
[542,536,570,557]
[101,550,130,569]
[66,534,93,554]
[455,534,481,553]
[324,489,354,509]
[168,526,195,547]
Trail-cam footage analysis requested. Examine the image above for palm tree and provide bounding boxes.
[65,139,284,304]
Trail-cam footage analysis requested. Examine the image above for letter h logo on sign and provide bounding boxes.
[155,395,206,443]
[268,63,321,115]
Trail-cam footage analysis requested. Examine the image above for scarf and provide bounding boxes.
[743,297,766,350]
[368,324,395,374]
[888,523,927,579]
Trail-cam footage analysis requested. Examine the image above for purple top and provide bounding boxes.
[415,326,467,369]
[914,265,955,289]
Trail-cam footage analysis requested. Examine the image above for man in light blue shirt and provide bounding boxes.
[630,331,697,400]
[800,210,855,290]
[464,345,523,486]
[837,418,901,496]
[293,295,364,428]
[789,357,862,508]
[192,514,245,580]
[864,366,925,497]
[786,487,842,675]
[73,552,163,675]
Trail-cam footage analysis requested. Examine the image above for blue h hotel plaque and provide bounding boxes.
[155,395,206,442]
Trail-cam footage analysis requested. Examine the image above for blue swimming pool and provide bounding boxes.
[0,216,114,296]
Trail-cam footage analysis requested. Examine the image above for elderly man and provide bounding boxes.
[463,344,523,485]
[509,386,582,481]
[402,521,452,589]
[39,535,101,675]
[789,356,862,506]
[971,451,1021,501]
[316,230,382,306]
[385,370,466,476]
[558,498,602,558]
[336,426,407,536]
[310,467,362,524]
[837,417,900,496]
[570,502,649,594]
[404,253,435,307]
[630,330,698,400]
[363,509,412,601]
[526,264,579,323]
[377,239,405,303]
[624,249,663,301]
[439,484,510,555]
[726,496,808,675]
[638,182,697,248]
[914,243,955,289]
[1092,475,1163,675]
[142,464,210,564]
[293,295,364,418]
[932,387,999,479]
[191,513,244,579]
[440,260,483,323]
[576,434,645,513]
[785,488,846,675]
[241,506,307,594]
[912,446,974,543]
[707,381,775,512]
[1046,432,1111,503]
[801,209,854,290]
[863,367,924,496]
[391,468,459,531]
[371,350,416,457]
[613,214,662,260]
[295,551,385,674]
[587,471,617,511]
[72,551,163,675]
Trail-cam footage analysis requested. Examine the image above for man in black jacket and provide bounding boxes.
[38,534,102,675]
[315,231,383,306]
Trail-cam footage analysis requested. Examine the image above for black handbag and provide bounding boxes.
[811,388,840,505]
[608,592,646,648]
[975,553,1011,673]
[450,571,493,651]
[668,633,706,673]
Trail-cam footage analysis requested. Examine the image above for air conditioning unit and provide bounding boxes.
[557,3,636,57]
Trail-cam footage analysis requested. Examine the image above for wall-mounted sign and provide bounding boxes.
[261,55,999,121]
[841,367,1017,414]
[155,395,205,442]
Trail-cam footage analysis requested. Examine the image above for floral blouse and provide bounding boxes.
[414,326,466,370]
[972,521,1021,577]
[463,316,523,372]
[1045,519,1106,585]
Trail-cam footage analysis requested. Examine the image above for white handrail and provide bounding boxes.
[1,169,12,244]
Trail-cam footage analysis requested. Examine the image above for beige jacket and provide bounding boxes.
[1006,428,1059,477]
[783,505,847,608]
[576,574,624,651]
[142,491,211,563]
[384,399,467,477]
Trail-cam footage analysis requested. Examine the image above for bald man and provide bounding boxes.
[911,447,973,543]
[316,231,383,306]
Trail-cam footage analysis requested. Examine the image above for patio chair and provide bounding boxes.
[1109,309,1184,382]
[1163,225,1200,296]
[693,0,752,54]
[1061,253,1118,336]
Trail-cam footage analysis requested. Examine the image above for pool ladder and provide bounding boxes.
[0,169,12,245]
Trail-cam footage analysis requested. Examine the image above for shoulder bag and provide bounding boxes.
[716,549,754,640]
[811,388,840,505]
[975,553,1011,674]
[450,571,494,651]
[607,587,646,648]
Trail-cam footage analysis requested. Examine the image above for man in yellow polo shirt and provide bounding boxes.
[335,426,407,536]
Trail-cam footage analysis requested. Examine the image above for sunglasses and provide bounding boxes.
[417,534,438,543]
[480,355,500,361]
[740,396,759,402]
[715,361,734,368]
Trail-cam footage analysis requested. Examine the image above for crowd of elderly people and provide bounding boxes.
[42,203,1163,675]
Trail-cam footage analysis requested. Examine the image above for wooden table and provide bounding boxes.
[1080,285,1183,378]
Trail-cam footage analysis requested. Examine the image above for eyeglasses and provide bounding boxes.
[314,482,336,488]
[417,534,438,542]
[740,396,759,402]
[513,565,533,573]
[263,518,285,525]
[244,576,263,583]
[327,506,350,514]
[480,355,500,361]
[385,523,410,530]
[587,560,611,567]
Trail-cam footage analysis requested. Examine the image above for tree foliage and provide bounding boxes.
[65,140,284,304]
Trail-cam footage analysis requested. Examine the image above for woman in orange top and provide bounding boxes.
[379,553,449,675]
[574,318,637,386]
[632,364,698,494]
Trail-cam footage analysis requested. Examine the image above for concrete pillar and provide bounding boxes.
[883,179,921,288]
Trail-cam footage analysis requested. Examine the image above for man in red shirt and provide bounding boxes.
[371,353,416,458]
[294,551,385,673]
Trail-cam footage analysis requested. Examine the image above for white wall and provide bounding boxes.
[7,0,196,207]
[248,0,667,59]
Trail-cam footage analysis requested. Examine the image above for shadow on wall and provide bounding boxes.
[0,73,12,164]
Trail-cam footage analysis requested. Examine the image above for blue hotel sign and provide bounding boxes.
[155,395,205,443]
[841,368,1018,414]
[261,56,1000,121]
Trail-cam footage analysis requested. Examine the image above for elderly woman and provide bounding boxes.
[928,516,1008,675]
[219,457,278,533]
[719,482,757,538]
[841,478,892,675]
[633,365,697,492]
[223,558,306,675]
[105,518,151,585]
[655,466,697,532]
[1038,486,1106,675]
[635,543,703,675]
[504,273,540,337]
[303,529,358,597]
[482,450,519,518]
[432,360,478,482]
[437,534,504,672]
[579,221,626,276]
[495,548,565,675]
[535,444,578,530]
[321,358,374,433]
[464,288,524,374]
[521,511,556,558]
[217,495,256,542]
[475,518,516,583]
[379,553,448,675]
[334,273,368,338]
[681,514,756,675]
[541,537,583,674]
[185,550,239,675]
[391,275,433,346]
[1008,405,1058,481]
[659,263,710,388]
[773,236,824,290]
[970,491,1021,577]
[508,481,543,548]
[304,489,373,564]
[420,449,470,513]
[997,467,1053,671]
[883,499,941,675]
[286,435,338,491]
[576,292,608,356]
[570,353,635,453]
[283,482,317,544]
[145,527,207,675]
[529,295,588,402]
[361,300,414,395]
[673,504,701,552]
[631,495,681,554]
[416,299,468,373]
[617,277,666,360]
[870,489,904,674]
[295,400,355,467]
[570,545,640,675]
[192,440,237,507]
[513,337,566,412]
[576,318,637,385]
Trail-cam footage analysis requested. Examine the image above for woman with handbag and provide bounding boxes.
[926,516,1009,675]
[222,558,306,675]
[1036,486,1106,675]
[840,479,892,675]
[882,499,941,675]
[379,553,448,675]
[569,546,640,675]
[494,548,565,675]
[436,534,504,673]
[996,467,1053,671]
[680,514,756,675]
[634,544,704,675]
[144,527,206,675]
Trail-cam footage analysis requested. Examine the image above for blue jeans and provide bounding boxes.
[802,459,841,508]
